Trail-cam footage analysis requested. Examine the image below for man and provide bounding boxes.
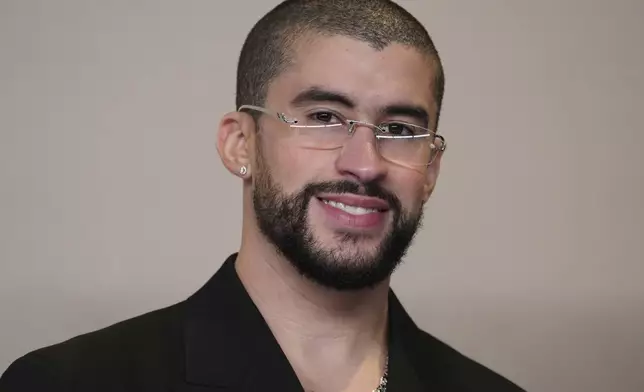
[1,0,525,391]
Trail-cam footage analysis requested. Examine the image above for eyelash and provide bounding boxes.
[307,110,343,123]
[305,110,420,136]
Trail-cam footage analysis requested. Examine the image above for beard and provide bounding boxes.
[251,148,424,291]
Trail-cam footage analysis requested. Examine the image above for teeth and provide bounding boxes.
[322,199,379,215]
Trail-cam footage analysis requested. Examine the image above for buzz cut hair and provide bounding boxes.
[235,0,445,126]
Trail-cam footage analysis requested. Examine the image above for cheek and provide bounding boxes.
[391,171,428,212]
[261,140,336,193]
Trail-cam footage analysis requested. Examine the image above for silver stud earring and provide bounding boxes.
[239,166,247,176]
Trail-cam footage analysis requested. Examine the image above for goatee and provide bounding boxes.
[252,158,424,291]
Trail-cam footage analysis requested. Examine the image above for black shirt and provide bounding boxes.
[0,253,526,391]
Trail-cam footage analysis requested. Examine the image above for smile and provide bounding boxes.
[315,194,389,230]
[320,199,380,215]
[316,193,389,216]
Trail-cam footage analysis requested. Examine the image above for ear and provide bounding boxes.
[421,151,443,204]
[216,111,255,179]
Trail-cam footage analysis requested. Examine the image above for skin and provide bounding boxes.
[217,34,443,392]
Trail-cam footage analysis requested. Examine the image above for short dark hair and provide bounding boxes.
[235,0,445,126]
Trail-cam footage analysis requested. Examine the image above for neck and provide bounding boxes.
[235,227,390,391]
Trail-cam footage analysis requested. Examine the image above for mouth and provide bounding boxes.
[316,193,390,214]
[319,199,381,215]
[314,193,390,231]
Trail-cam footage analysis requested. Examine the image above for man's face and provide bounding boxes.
[251,35,441,290]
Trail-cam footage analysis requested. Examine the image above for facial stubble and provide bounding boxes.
[251,142,424,291]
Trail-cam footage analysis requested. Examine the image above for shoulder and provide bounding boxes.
[0,302,184,391]
[411,328,526,391]
[388,290,526,391]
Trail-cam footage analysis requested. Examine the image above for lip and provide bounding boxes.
[314,194,390,232]
[316,193,390,211]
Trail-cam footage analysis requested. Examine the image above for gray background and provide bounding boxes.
[1,1,643,391]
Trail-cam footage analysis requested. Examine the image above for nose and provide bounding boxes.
[334,124,388,183]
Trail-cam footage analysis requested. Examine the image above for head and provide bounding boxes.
[218,0,445,291]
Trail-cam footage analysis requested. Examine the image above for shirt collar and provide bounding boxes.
[182,253,426,391]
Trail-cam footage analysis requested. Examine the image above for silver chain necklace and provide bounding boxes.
[372,354,389,392]
[307,355,388,392]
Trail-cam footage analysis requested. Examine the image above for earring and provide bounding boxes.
[239,166,248,176]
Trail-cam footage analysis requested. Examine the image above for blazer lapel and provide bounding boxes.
[386,290,444,391]
[176,253,443,392]
[178,254,304,392]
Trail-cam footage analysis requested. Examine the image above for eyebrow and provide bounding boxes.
[290,87,355,109]
[379,104,430,128]
[290,86,431,126]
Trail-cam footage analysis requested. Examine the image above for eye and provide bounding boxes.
[307,111,343,125]
[380,122,419,136]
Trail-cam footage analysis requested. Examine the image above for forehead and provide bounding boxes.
[266,34,438,116]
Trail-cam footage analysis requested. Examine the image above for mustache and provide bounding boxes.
[301,180,402,213]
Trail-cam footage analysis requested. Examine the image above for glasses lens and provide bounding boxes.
[283,111,444,166]
[291,114,349,150]
[378,124,441,167]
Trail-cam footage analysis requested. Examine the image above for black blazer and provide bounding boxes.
[0,254,525,391]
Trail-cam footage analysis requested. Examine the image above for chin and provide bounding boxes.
[311,231,387,260]
[313,221,390,245]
